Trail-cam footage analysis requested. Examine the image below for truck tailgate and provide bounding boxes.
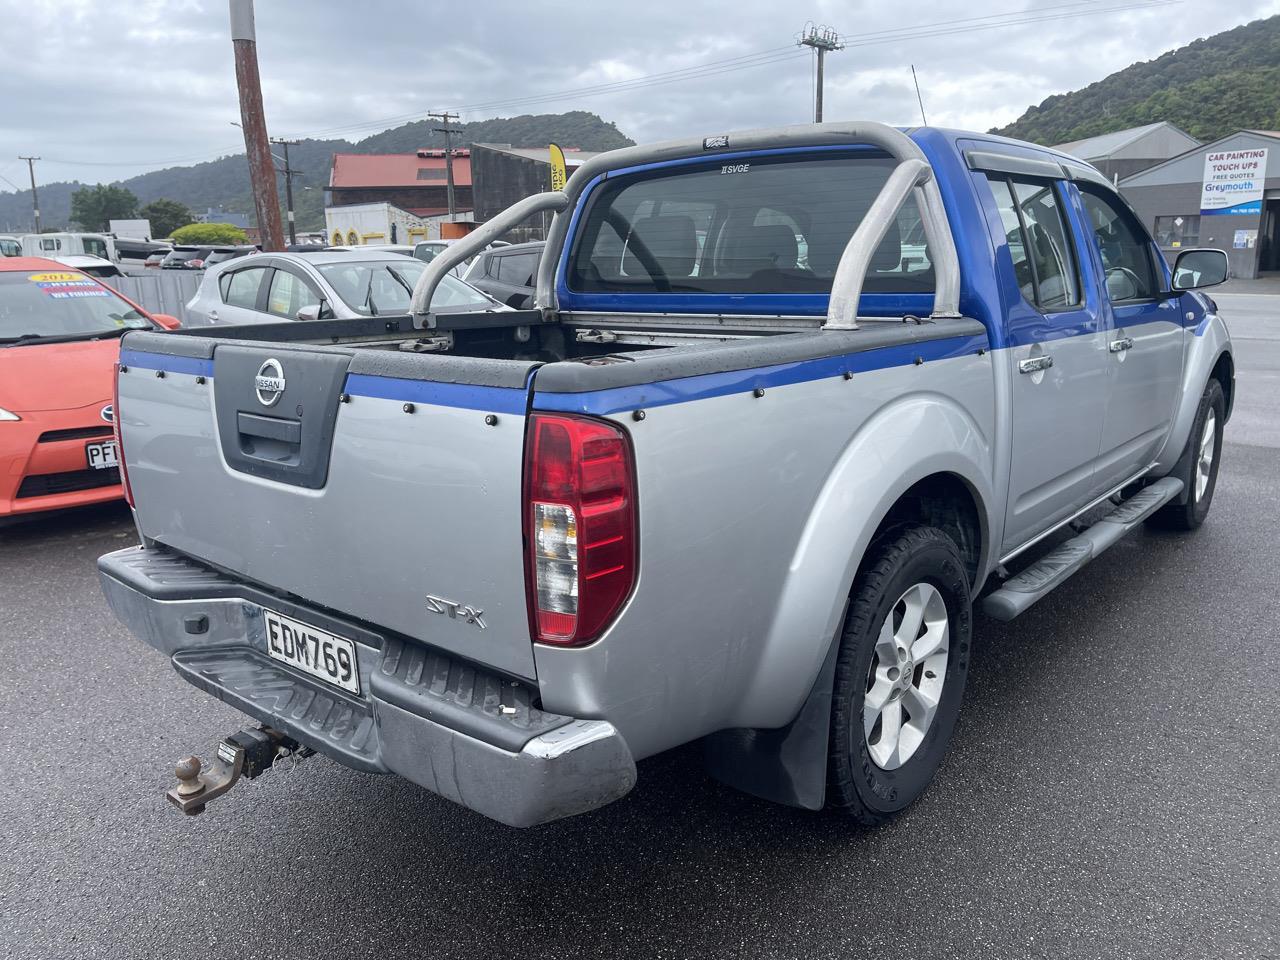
[117,334,540,679]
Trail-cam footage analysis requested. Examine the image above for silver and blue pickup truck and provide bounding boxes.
[99,122,1233,827]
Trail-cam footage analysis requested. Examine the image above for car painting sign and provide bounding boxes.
[1200,148,1268,216]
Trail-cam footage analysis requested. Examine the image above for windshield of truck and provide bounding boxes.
[0,271,151,343]
[314,258,495,315]
[567,152,934,296]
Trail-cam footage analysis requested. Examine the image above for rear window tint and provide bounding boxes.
[567,153,933,295]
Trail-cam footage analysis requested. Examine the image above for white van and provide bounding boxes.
[21,232,118,261]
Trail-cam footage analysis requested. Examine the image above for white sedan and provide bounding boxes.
[184,250,506,326]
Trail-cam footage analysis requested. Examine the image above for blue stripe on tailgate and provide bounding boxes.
[120,349,214,377]
[343,374,529,414]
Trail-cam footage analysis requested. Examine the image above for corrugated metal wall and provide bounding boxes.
[102,272,204,323]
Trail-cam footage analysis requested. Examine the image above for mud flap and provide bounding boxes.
[701,619,843,811]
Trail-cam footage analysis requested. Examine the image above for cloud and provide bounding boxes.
[1,0,1277,187]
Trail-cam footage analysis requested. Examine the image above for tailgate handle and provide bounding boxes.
[237,412,301,445]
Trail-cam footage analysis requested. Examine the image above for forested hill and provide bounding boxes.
[991,15,1280,145]
[0,111,633,233]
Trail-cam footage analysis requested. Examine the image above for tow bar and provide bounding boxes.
[167,726,312,815]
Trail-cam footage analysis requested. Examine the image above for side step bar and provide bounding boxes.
[983,476,1184,621]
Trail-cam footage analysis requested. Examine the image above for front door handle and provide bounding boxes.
[1109,336,1133,353]
[1018,355,1054,374]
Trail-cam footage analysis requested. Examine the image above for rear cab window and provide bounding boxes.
[563,151,933,311]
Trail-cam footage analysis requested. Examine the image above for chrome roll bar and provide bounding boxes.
[410,191,570,327]
[413,122,961,329]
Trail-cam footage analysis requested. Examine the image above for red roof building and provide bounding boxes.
[328,150,473,213]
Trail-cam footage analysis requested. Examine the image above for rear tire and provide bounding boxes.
[827,524,972,825]
[1148,378,1225,531]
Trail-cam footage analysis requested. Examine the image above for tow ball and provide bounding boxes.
[167,726,312,815]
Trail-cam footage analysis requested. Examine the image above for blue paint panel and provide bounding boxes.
[343,373,529,415]
[534,333,990,416]
[120,349,213,377]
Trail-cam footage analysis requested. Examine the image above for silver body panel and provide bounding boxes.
[536,351,998,760]
[119,367,538,678]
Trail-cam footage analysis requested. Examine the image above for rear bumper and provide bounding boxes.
[97,545,636,827]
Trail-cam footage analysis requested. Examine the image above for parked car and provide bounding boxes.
[100,122,1233,829]
[52,255,126,279]
[463,240,544,308]
[114,238,171,265]
[203,245,259,269]
[0,257,178,519]
[143,250,170,268]
[161,245,218,270]
[183,250,505,325]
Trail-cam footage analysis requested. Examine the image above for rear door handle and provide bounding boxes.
[1018,355,1053,374]
[1109,337,1133,353]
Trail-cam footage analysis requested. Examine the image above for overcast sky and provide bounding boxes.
[1,0,1278,191]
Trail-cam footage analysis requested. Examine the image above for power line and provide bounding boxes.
[7,0,1182,186]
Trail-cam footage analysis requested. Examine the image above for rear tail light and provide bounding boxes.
[524,413,636,646]
[185,258,204,268]
[112,362,134,507]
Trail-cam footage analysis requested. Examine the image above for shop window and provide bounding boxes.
[1153,215,1200,249]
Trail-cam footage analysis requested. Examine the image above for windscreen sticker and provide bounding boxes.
[26,272,87,283]
[27,272,108,298]
[46,289,111,299]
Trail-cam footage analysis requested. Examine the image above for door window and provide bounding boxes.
[82,237,109,259]
[1079,188,1158,302]
[221,266,268,308]
[266,268,321,318]
[987,175,1080,310]
[496,252,538,285]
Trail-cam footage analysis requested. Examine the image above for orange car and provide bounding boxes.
[0,257,179,518]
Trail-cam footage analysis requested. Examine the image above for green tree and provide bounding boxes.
[70,184,138,231]
[170,222,248,245]
[138,198,195,239]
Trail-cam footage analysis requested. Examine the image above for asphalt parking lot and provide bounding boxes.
[2,290,1277,960]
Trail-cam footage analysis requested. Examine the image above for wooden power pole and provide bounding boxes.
[229,0,284,251]
[271,137,301,245]
[427,111,462,221]
[18,156,41,233]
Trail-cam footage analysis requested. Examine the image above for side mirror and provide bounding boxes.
[1172,248,1229,291]
[295,304,322,322]
[150,313,181,330]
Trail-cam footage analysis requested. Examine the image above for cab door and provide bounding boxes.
[1072,185,1185,495]
[981,171,1112,554]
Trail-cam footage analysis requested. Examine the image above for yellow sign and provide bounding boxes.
[27,272,87,283]
[549,142,567,193]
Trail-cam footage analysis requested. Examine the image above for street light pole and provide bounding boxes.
[798,24,844,123]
